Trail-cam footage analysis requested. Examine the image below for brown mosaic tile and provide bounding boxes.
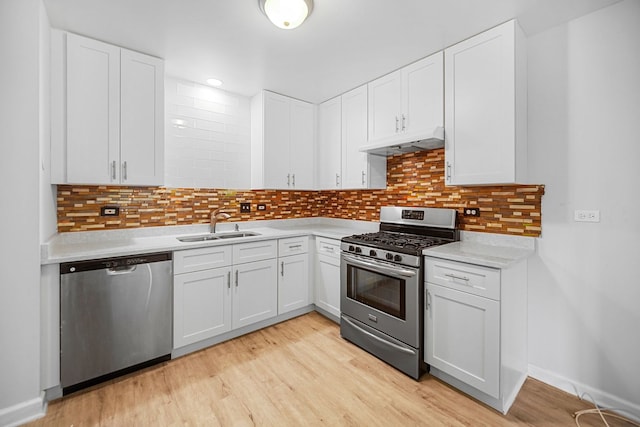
[57,149,544,236]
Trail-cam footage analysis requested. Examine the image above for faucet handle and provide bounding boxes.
[234,224,239,232]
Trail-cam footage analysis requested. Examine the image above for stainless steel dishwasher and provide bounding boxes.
[60,252,172,394]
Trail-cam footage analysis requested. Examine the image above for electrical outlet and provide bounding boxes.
[574,210,600,222]
[240,203,251,213]
[100,206,120,216]
[257,204,266,211]
[463,207,480,217]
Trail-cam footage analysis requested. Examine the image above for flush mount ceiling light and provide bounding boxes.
[206,78,223,87]
[259,0,314,30]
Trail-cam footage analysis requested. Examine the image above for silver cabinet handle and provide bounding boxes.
[322,246,334,252]
[445,273,470,282]
[287,173,290,187]
[111,160,116,180]
[446,162,452,182]
[235,269,239,287]
[426,290,431,311]
[402,114,406,131]
[336,173,340,187]
[122,161,128,181]
[361,170,366,185]
[288,244,302,249]
[292,173,295,187]
[395,116,399,133]
[227,271,231,289]
[281,261,284,277]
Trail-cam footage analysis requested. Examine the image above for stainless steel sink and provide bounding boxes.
[216,232,260,239]
[177,231,260,243]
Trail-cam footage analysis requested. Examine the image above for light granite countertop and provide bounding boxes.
[41,218,377,264]
[423,232,535,269]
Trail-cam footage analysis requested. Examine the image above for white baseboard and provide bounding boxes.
[0,393,46,427]
[528,364,640,423]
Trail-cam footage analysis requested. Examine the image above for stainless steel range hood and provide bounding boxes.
[359,126,444,156]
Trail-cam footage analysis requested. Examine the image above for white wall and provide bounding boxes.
[164,78,251,189]
[0,0,46,425]
[527,0,640,417]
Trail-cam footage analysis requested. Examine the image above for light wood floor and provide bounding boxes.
[27,312,632,426]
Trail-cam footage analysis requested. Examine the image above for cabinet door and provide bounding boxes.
[425,283,500,398]
[174,267,232,348]
[66,33,120,184]
[263,91,291,189]
[278,254,309,314]
[315,252,341,318]
[367,70,402,143]
[289,99,315,189]
[317,97,342,189]
[174,245,232,275]
[402,51,443,139]
[120,49,164,186]
[233,259,278,329]
[233,240,277,265]
[342,85,370,189]
[444,20,518,185]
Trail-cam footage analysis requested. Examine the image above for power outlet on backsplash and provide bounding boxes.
[100,206,120,216]
[240,203,251,213]
[463,207,480,217]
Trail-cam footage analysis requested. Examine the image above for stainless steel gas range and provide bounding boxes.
[340,206,458,379]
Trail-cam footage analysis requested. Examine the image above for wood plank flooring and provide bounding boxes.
[26,312,632,426]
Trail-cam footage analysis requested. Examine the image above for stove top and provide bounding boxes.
[340,207,459,264]
[342,231,451,256]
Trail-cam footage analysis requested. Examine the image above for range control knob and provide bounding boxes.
[386,253,394,260]
[355,247,362,254]
[369,250,377,257]
[394,254,402,262]
[348,245,355,252]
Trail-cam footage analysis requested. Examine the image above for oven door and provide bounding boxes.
[340,253,420,347]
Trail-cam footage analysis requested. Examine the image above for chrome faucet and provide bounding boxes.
[210,209,231,233]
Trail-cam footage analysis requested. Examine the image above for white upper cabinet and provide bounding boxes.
[316,86,386,190]
[444,20,527,186]
[51,31,164,186]
[366,51,443,147]
[251,90,315,190]
[120,49,164,185]
[342,85,386,189]
[316,96,342,189]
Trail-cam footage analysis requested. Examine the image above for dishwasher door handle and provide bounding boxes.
[106,266,137,275]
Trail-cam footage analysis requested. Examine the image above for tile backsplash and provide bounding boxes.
[57,149,544,236]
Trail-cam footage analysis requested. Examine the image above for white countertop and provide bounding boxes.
[41,218,377,264]
[423,240,534,269]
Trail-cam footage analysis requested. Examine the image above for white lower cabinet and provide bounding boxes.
[277,237,310,315]
[233,258,278,329]
[173,266,232,348]
[424,256,527,414]
[426,282,500,397]
[278,253,309,314]
[314,237,341,320]
[173,240,278,350]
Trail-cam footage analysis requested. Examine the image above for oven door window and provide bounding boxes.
[347,265,406,320]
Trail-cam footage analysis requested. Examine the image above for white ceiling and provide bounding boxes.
[43,0,620,104]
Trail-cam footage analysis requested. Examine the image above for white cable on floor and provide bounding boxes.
[573,392,640,427]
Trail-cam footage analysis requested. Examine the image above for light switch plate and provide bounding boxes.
[574,210,600,222]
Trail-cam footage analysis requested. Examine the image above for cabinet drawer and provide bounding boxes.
[233,240,277,264]
[316,237,340,258]
[174,245,232,274]
[425,257,500,300]
[278,236,309,256]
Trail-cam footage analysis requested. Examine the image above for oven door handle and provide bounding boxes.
[341,316,416,356]
[342,255,417,278]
